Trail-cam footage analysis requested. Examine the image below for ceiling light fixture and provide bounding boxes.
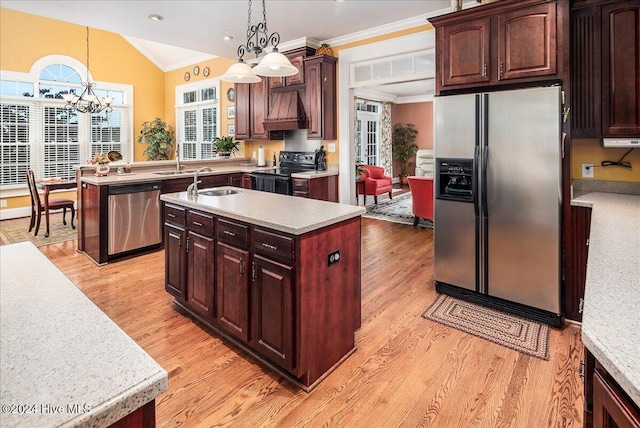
[61,27,113,114]
[220,0,298,83]
[148,14,164,21]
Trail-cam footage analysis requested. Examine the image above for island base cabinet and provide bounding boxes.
[186,231,215,320]
[216,242,251,342]
[164,223,186,301]
[593,369,640,428]
[251,255,295,372]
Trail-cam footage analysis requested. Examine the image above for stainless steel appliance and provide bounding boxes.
[108,182,162,256]
[251,151,317,195]
[434,86,563,327]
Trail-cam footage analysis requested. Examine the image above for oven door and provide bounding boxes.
[251,173,292,195]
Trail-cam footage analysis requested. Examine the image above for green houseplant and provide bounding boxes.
[392,122,419,184]
[213,135,240,157]
[137,118,175,161]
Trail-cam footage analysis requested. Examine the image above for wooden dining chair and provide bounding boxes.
[26,169,76,236]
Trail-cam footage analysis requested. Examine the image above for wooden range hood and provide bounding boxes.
[263,90,308,131]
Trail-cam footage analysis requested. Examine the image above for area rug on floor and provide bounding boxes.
[362,192,433,228]
[0,223,77,247]
[422,294,550,360]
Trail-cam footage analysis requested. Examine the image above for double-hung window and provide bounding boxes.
[0,56,132,190]
[175,80,220,160]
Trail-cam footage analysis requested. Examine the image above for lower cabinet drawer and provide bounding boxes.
[292,178,309,192]
[253,228,295,265]
[164,204,186,226]
[217,218,249,249]
[187,209,215,237]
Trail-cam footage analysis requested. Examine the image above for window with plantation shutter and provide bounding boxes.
[175,79,220,160]
[0,56,132,190]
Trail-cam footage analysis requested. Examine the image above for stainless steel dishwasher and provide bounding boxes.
[108,182,162,256]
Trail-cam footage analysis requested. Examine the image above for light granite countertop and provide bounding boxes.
[161,186,365,235]
[571,192,640,408]
[79,162,337,186]
[0,242,168,428]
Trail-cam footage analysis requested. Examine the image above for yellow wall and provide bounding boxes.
[0,8,165,210]
[572,139,640,182]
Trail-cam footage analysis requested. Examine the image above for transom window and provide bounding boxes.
[0,57,132,188]
[176,80,220,160]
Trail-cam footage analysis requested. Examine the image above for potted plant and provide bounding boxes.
[355,158,366,179]
[213,135,240,157]
[137,118,175,161]
[392,123,419,184]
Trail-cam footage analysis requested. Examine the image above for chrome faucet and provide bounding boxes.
[175,142,181,172]
[187,167,213,198]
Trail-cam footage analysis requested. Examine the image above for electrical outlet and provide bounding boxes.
[0,199,6,208]
[582,163,594,178]
[327,249,340,266]
[327,143,336,153]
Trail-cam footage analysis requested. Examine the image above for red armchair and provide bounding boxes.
[407,176,434,226]
[358,165,393,204]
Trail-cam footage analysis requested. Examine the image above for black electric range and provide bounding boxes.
[250,151,317,195]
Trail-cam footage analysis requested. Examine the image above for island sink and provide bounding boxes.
[198,189,241,196]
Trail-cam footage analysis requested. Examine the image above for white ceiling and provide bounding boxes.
[1,0,473,99]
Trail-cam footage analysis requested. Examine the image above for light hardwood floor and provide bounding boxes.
[5,215,584,427]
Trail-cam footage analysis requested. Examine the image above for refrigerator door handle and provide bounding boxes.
[473,146,480,216]
[482,145,488,218]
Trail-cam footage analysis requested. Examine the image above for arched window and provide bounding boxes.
[0,57,132,188]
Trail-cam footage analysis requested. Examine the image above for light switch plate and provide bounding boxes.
[327,143,336,152]
[582,163,594,178]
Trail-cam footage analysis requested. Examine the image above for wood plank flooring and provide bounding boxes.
[5,215,584,427]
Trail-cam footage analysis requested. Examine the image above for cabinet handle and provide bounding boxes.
[167,213,176,218]
[252,262,257,281]
[223,230,236,237]
[483,63,487,77]
[186,236,190,253]
[499,61,503,79]
[192,221,203,227]
[578,360,584,378]
[261,243,278,250]
[240,257,245,275]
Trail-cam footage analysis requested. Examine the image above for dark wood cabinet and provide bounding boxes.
[164,205,186,301]
[431,0,566,94]
[241,173,252,189]
[571,0,640,137]
[234,80,271,140]
[441,16,492,87]
[216,242,250,341]
[304,55,337,139]
[251,254,295,371]
[268,48,313,89]
[602,1,640,136]
[79,181,108,264]
[162,200,362,390]
[292,176,338,202]
[585,348,640,428]
[564,206,592,322]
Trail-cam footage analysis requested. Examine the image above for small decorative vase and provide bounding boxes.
[96,163,110,176]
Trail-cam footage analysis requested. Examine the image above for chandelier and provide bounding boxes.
[61,27,113,114]
[220,0,298,83]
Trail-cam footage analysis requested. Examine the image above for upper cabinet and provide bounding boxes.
[571,0,640,138]
[304,55,337,140]
[430,0,567,94]
[234,79,271,140]
[268,48,314,89]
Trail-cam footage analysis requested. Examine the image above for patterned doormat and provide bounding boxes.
[0,222,77,247]
[362,192,433,228]
[422,294,550,360]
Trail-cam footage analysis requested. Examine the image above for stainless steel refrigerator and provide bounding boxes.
[433,86,563,327]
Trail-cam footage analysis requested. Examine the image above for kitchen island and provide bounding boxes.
[160,187,365,391]
[571,191,640,426]
[0,242,167,428]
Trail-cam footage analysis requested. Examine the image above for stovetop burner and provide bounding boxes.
[252,151,317,177]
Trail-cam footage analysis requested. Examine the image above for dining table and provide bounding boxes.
[36,178,78,238]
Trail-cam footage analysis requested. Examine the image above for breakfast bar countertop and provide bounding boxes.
[0,242,168,428]
[571,191,640,408]
[161,186,365,235]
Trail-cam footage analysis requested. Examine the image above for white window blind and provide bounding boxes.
[0,59,132,189]
[175,79,220,161]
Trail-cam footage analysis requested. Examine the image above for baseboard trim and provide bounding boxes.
[0,207,31,221]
